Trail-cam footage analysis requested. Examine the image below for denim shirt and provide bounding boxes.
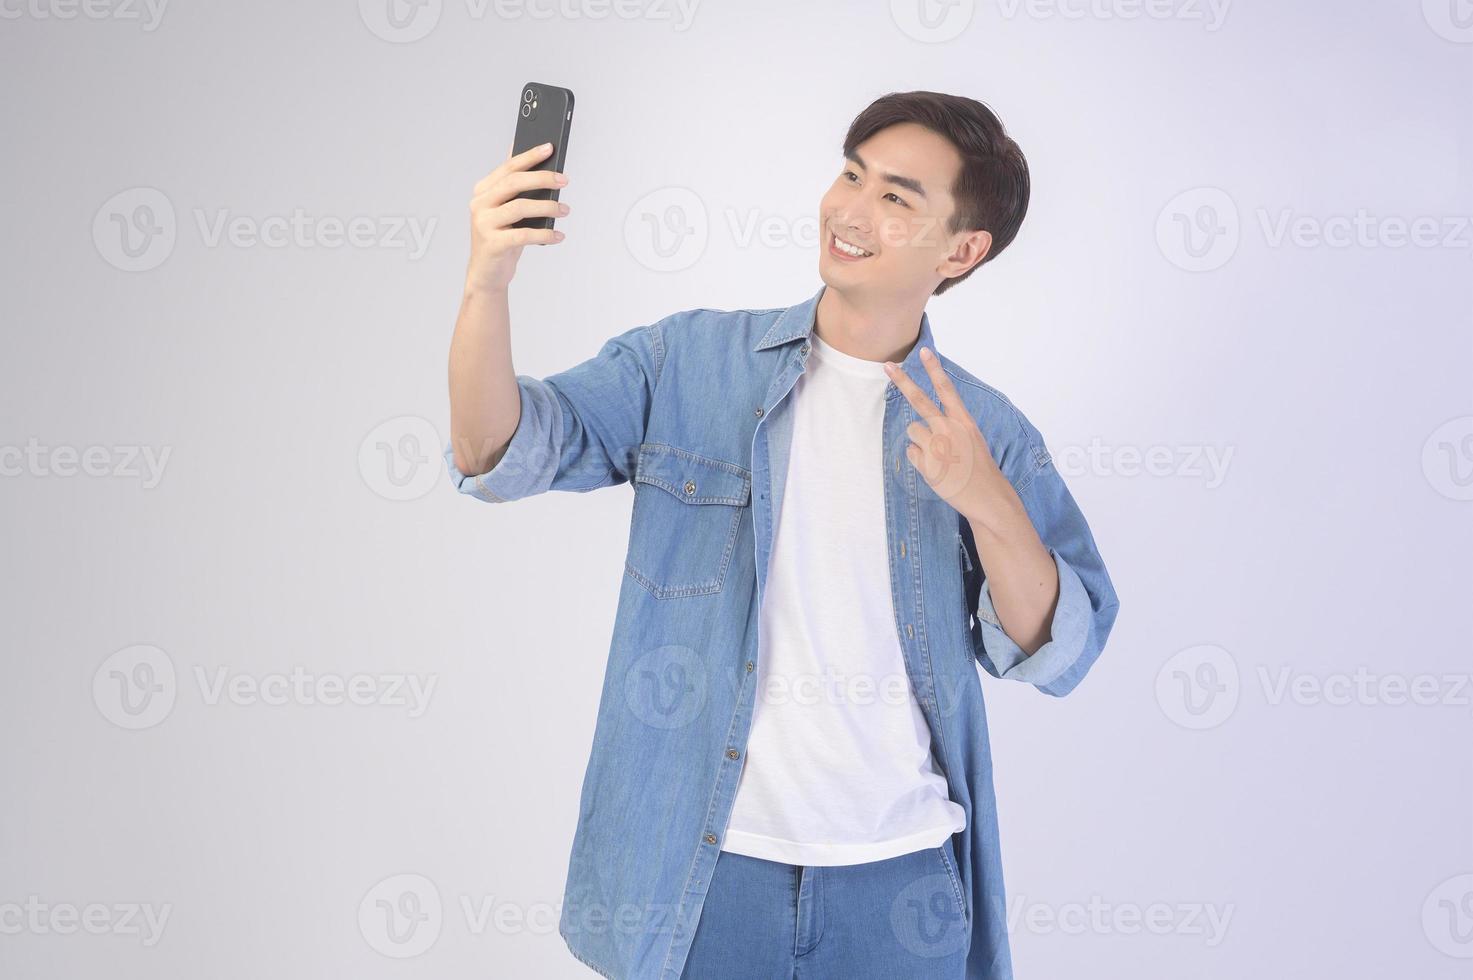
[444,284,1120,980]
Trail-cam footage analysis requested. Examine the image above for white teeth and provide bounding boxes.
[832,233,872,257]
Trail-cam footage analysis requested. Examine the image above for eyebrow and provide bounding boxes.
[845,150,928,201]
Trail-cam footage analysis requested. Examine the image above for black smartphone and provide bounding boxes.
[510,82,574,231]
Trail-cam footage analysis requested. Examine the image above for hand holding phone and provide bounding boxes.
[462,82,575,293]
[509,82,574,231]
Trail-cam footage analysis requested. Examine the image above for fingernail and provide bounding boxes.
[555,173,569,185]
[921,346,932,358]
[540,142,552,150]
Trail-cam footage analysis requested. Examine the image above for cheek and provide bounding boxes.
[872,212,919,255]
[893,217,945,259]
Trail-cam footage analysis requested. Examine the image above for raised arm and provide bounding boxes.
[448,142,569,477]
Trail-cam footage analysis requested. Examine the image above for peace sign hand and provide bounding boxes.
[883,346,1010,526]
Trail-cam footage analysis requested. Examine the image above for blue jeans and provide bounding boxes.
[679,837,971,979]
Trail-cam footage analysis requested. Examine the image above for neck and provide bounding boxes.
[813,286,925,364]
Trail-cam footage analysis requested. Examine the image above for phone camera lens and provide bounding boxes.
[520,104,531,118]
[523,88,535,102]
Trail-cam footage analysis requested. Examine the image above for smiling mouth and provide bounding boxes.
[829,231,874,259]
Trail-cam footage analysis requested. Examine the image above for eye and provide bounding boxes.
[839,170,906,206]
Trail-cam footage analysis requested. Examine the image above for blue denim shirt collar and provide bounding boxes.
[753,284,941,403]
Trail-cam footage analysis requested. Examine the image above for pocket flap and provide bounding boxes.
[635,443,751,506]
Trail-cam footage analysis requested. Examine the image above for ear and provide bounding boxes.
[937,228,993,280]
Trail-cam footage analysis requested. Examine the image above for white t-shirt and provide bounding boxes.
[722,329,967,867]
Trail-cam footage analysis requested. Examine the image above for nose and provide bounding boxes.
[833,207,872,239]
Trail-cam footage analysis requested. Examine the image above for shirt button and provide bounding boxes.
[746,661,754,672]
[683,480,696,494]
[754,407,764,417]
[726,749,739,759]
[704,833,717,845]
[800,344,810,355]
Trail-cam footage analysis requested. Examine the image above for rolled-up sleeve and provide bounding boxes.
[966,441,1120,697]
[444,321,663,504]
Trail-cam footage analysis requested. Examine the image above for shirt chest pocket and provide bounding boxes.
[625,443,752,599]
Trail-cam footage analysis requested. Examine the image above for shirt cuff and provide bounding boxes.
[973,547,1092,687]
[443,375,562,503]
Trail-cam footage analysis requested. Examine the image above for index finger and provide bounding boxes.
[885,360,943,421]
[476,141,557,194]
[917,347,969,419]
[506,141,556,170]
[491,141,556,179]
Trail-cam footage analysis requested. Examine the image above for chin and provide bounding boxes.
[818,256,865,288]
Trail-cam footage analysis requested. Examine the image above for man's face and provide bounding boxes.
[818,122,988,299]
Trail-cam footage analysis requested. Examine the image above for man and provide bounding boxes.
[445,90,1119,980]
